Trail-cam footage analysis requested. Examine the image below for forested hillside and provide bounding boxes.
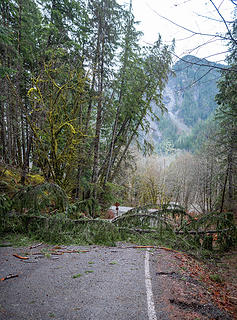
[153,55,225,152]
[170,55,223,126]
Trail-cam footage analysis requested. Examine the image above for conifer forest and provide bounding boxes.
[0,0,236,253]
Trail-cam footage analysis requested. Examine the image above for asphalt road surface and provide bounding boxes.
[0,245,170,320]
[110,206,157,217]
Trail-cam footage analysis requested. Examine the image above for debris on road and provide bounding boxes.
[159,247,184,254]
[29,243,43,249]
[132,245,156,249]
[72,273,82,279]
[1,274,19,281]
[50,249,89,254]
[49,252,64,255]
[13,254,29,260]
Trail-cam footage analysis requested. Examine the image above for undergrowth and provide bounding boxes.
[0,172,235,260]
[0,213,122,246]
[0,211,236,260]
[0,193,236,259]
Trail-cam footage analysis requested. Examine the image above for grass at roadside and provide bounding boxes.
[0,233,36,247]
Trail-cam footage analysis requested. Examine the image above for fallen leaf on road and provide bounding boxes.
[72,273,82,278]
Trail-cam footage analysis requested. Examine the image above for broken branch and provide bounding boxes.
[13,254,29,260]
[1,274,19,281]
[29,243,43,249]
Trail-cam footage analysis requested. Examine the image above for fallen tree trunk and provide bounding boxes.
[118,227,157,233]
[175,229,232,235]
[112,214,170,224]
[118,227,232,235]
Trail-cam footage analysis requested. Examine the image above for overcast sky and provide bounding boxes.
[118,0,236,63]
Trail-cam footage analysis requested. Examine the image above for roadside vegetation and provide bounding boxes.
[0,164,236,259]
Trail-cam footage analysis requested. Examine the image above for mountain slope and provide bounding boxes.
[151,55,225,152]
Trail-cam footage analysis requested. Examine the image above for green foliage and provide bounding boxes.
[72,274,82,279]
[0,166,21,196]
[0,194,12,215]
[155,115,178,148]
[26,174,45,185]
[157,138,176,155]
[66,198,99,218]
[11,183,69,214]
[209,274,223,283]
[98,182,124,210]
[0,203,236,255]
[179,211,237,251]
[27,63,88,191]
[10,213,121,246]
[214,29,237,213]
[175,117,217,152]
[0,234,34,247]
[1,0,173,214]
[156,55,225,153]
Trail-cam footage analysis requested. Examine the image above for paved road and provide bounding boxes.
[0,245,169,320]
[110,206,158,217]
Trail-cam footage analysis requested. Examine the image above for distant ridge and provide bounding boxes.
[150,55,225,152]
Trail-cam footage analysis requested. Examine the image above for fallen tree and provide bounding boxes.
[1,203,236,253]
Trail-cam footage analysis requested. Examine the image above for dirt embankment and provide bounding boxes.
[152,248,237,320]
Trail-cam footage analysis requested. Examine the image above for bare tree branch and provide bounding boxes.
[175,67,216,92]
[230,0,237,6]
[204,50,230,60]
[174,34,197,41]
[208,0,237,45]
[173,0,193,6]
[194,12,232,24]
[184,37,222,56]
[147,4,231,42]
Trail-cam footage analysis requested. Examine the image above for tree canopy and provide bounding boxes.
[0,0,173,213]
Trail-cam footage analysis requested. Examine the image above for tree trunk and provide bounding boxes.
[103,0,132,186]
[228,146,233,211]
[220,165,228,213]
[91,6,105,204]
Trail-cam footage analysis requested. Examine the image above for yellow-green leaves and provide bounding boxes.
[26,64,88,191]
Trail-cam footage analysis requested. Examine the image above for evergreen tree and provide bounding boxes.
[215,17,237,212]
[0,0,173,213]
